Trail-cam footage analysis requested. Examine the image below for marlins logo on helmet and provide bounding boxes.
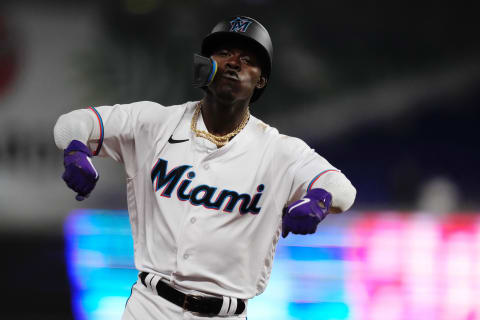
[229,17,253,33]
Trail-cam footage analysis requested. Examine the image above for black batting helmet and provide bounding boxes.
[201,16,273,102]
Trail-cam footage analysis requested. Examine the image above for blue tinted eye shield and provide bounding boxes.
[192,54,218,88]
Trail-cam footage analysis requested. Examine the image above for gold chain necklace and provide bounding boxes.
[190,101,250,147]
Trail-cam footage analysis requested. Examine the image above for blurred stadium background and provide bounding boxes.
[0,0,479,319]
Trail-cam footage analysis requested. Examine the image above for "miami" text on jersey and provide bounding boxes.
[151,158,264,214]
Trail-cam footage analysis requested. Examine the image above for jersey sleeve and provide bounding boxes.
[86,103,136,163]
[283,137,356,212]
[86,101,187,179]
[87,101,168,178]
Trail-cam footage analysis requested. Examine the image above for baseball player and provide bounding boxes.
[54,16,356,319]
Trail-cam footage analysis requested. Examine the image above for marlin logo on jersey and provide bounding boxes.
[151,158,264,214]
[229,17,252,33]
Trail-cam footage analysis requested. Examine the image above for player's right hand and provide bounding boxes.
[62,140,99,201]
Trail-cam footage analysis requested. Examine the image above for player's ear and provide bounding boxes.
[256,76,267,89]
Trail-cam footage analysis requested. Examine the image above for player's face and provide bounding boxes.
[208,43,266,103]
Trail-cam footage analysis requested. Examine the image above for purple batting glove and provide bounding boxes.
[62,140,99,201]
[282,188,332,238]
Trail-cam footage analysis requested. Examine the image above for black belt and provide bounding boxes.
[139,272,245,316]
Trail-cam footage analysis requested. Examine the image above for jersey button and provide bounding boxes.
[203,163,210,170]
[183,253,189,260]
[190,217,196,224]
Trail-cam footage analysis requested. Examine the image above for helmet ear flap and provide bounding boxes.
[192,54,217,88]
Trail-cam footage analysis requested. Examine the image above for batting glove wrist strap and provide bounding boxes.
[192,54,217,88]
[282,188,332,238]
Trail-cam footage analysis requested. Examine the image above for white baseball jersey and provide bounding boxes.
[73,100,354,300]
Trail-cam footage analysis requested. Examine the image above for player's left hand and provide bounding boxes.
[282,188,332,238]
